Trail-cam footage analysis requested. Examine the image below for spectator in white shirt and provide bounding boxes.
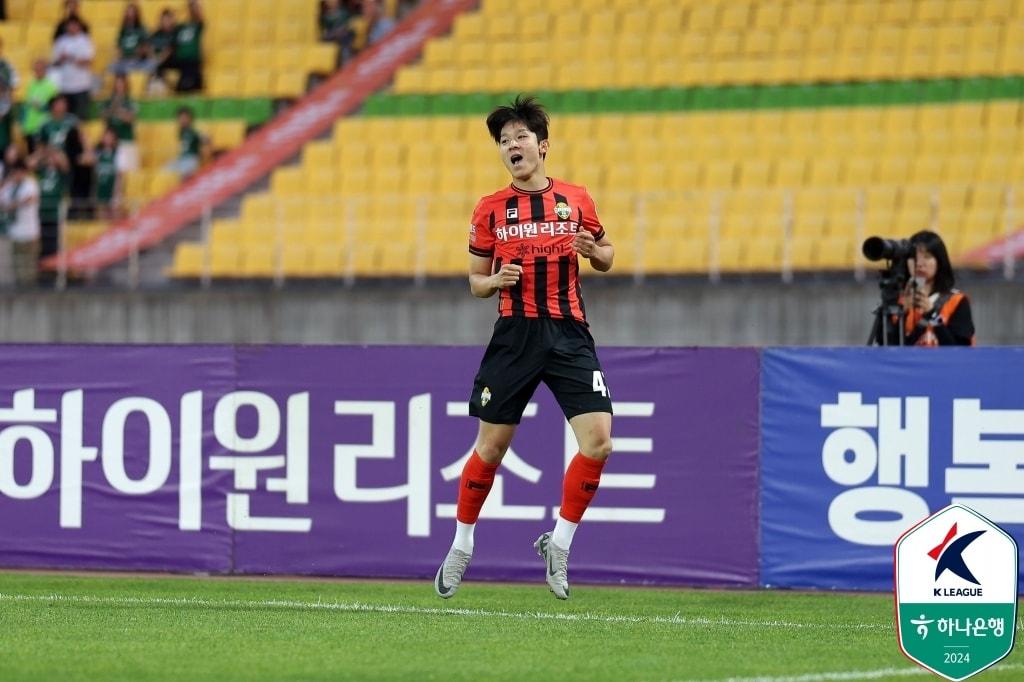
[0,157,41,286]
[51,16,94,120]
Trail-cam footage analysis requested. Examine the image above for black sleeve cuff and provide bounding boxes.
[592,228,606,242]
[469,246,494,257]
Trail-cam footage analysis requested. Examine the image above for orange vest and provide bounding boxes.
[901,291,972,346]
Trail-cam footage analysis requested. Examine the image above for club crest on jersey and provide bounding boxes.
[554,202,572,220]
[480,387,492,406]
[506,207,518,221]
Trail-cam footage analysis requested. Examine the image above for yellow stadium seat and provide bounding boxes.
[786,2,817,28]
[847,1,881,26]
[274,73,306,99]
[270,166,301,196]
[281,245,312,277]
[305,44,338,74]
[814,2,846,25]
[751,3,782,29]
[242,72,273,97]
[772,158,806,187]
[207,71,241,97]
[275,22,305,45]
[208,121,246,150]
[209,244,242,278]
[241,245,276,277]
[149,170,179,197]
[171,243,204,277]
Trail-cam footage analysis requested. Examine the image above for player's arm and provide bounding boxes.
[572,231,614,272]
[469,254,521,298]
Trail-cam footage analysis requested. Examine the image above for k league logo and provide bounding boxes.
[895,504,1018,681]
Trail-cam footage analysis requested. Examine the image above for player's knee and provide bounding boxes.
[475,440,510,464]
[582,435,613,461]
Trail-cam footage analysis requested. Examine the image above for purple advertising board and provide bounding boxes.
[0,345,759,587]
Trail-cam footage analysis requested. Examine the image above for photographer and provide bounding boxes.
[889,230,975,347]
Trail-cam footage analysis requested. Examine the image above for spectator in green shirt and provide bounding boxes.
[320,0,354,62]
[111,2,152,75]
[164,106,206,179]
[21,59,59,154]
[39,95,89,220]
[172,0,204,92]
[29,144,69,259]
[149,9,178,95]
[101,74,139,174]
[81,128,120,220]
[0,36,18,155]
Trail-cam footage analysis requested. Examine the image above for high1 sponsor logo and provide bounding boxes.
[895,504,1018,681]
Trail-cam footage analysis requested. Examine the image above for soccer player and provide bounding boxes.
[434,96,614,600]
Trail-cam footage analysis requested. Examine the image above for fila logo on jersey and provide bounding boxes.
[554,202,572,220]
[507,207,518,221]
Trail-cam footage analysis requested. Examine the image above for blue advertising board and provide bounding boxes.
[761,347,1024,591]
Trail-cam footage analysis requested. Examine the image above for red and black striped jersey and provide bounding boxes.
[468,177,606,323]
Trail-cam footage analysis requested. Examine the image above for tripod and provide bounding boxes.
[866,262,910,346]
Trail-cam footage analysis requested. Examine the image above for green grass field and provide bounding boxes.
[1,572,1020,681]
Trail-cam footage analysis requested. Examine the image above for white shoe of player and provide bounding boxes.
[534,532,570,600]
[434,547,472,599]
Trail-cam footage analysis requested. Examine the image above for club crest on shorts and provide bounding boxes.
[554,201,572,220]
[480,387,491,406]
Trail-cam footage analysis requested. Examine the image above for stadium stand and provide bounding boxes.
[166,1,1024,280]
[2,0,337,213]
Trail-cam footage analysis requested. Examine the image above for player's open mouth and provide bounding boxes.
[510,154,523,165]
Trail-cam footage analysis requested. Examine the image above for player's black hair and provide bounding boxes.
[486,95,549,148]
[909,229,956,294]
[177,105,194,119]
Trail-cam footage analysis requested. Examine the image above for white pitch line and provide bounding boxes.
[3,593,1020,638]
[0,592,894,631]
[686,662,1024,682]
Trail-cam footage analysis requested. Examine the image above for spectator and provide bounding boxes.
[0,36,18,154]
[111,2,152,75]
[319,0,354,62]
[1,142,17,179]
[53,0,91,40]
[38,96,88,220]
[30,144,69,260]
[363,0,396,46]
[0,144,16,286]
[81,128,119,220]
[101,74,139,174]
[0,157,41,287]
[51,16,95,120]
[149,9,178,94]
[21,59,60,154]
[38,94,81,151]
[164,106,205,179]
[172,0,204,92]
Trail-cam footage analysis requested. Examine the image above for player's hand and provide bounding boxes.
[572,231,597,258]
[491,263,522,289]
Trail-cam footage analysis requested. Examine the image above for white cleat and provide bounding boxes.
[434,547,472,599]
[534,532,570,600]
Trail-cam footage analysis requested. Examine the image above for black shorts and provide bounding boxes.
[469,316,613,425]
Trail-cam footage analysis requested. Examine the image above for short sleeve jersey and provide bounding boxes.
[468,177,606,324]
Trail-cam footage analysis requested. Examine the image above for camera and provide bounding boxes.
[862,236,914,262]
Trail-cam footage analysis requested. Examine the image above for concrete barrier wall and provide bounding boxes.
[0,279,1021,345]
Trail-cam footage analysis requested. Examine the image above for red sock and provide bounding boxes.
[456,450,500,524]
[559,452,606,523]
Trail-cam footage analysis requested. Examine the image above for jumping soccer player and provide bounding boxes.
[434,96,614,600]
